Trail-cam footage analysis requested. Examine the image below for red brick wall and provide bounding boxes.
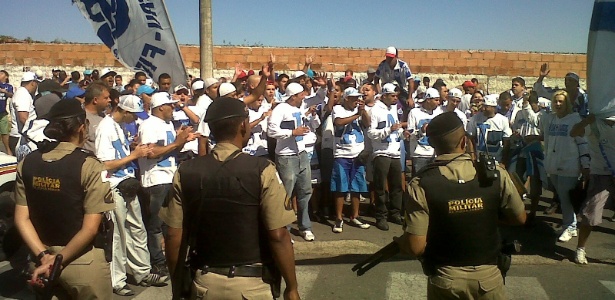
[0,43,586,78]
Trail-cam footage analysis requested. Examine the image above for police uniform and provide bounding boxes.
[160,97,296,299]
[404,112,525,299]
[15,99,115,299]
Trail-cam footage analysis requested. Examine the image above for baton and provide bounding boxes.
[351,242,400,276]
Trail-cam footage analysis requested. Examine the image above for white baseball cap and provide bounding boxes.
[150,92,178,108]
[218,82,236,97]
[100,67,116,79]
[448,88,463,99]
[292,71,306,79]
[173,84,189,93]
[21,71,41,82]
[343,87,363,99]
[425,88,440,99]
[191,80,205,90]
[483,94,499,107]
[385,46,397,58]
[118,95,144,113]
[282,83,304,101]
[203,78,218,89]
[381,83,397,94]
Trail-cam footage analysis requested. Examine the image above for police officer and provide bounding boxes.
[396,112,526,299]
[160,97,300,300]
[14,98,114,298]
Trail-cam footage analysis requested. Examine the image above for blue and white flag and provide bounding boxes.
[73,0,187,87]
[588,0,615,119]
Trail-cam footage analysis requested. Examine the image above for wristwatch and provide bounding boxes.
[178,103,185,109]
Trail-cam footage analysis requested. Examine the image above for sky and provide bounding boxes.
[3,0,594,53]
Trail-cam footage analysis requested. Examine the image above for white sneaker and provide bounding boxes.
[301,230,315,241]
[332,219,343,233]
[575,248,588,265]
[570,229,578,237]
[558,229,573,242]
[350,217,371,229]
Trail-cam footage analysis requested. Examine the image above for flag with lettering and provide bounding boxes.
[73,0,187,87]
[588,0,615,118]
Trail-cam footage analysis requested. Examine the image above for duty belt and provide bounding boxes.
[199,265,262,278]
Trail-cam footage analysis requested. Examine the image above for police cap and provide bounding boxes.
[42,98,85,121]
[203,97,249,123]
[426,112,463,138]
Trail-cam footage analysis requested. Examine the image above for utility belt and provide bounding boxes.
[420,258,498,277]
[196,264,263,278]
[191,261,281,298]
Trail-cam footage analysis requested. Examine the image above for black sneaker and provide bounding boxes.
[389,215,404,225]
[375,219,389,231]
[139,273,168,287]
[332,219,343,233]
[152,263,170,277]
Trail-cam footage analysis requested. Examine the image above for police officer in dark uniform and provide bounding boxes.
[160,97,300,300]
[14,99,115,298]
[396,112,526,299]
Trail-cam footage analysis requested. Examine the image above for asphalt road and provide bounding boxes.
[2,197,615,299]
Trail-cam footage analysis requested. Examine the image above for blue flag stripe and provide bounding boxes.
[590,1,615,32]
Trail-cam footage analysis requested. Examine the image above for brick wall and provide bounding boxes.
[0,43,586,93]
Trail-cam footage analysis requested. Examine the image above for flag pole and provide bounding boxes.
[200,0,214,78]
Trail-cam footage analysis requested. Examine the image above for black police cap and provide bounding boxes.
[426,112,463,138]
[203,97,249,123]
[42,98,85,121]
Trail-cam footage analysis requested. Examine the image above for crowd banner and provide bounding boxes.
[587,0,615,119]
[73,0,188,87]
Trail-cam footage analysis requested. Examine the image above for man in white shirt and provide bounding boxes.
[138,92,197,276]
[445,88,469,129]
[95,95,168,295]
[9,71,40,154]
[467,94,512,165]
[407,88,444,175]
[367,83,407,231]
[268,83,318,241]
[330,87,371,233]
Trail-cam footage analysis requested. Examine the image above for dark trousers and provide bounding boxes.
[144,183,171,266]
[373,156,402,220]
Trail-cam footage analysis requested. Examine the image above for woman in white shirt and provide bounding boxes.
[542,90,590,242]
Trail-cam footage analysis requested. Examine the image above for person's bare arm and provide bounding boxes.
[147,127,193,159]
[165,227,182,275]
[18,111,29,125]
[397,232,427,257]
[197,136,209,156]
[268,227,299,299]
[243,65,271,105]
[103,144,151,170]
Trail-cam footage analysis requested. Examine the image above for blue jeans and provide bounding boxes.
[276,152,312,231]
[145,183,171,266]
[550,175,578,231]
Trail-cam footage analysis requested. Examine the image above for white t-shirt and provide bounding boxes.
[173,106,204,154]
[367,100,402,158]
[196,94,213,111]
[10,86,37,138]
[332,105,365,158]
[95,116,136,188]
[467,112,512,162]
[138,115,177,187]
[243,106,269,157]
[407,106,443,158]
[268,102,317,156]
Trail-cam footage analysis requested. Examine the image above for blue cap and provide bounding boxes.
[136,85,156,96]
[83,69,93,75]
[306,69,315,79]
[65,87,85,99]
[135,111,150,120]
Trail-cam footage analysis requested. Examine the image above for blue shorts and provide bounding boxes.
[331,158,368,193]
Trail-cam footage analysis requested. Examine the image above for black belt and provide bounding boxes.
[199,265,263,278]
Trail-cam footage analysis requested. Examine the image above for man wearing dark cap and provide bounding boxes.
[396,112,526,299]
[35,79,67,117]
[161,97,299,300]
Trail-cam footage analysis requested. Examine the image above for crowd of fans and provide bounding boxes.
[1,45,613,295]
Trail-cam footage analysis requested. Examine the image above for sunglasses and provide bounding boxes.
[176,91,189,96]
